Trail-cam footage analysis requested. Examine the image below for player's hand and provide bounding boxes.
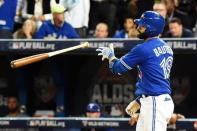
[96,45,116,61]
[128,113,139,126]
[125,99,140,117]
[169,113,185,124]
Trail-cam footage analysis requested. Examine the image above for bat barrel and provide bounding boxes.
[11,53,49,69]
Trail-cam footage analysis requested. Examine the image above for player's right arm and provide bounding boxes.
[109,45,146,75]
[109,59,129,74]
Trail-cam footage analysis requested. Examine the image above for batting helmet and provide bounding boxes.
[86,103,101,112]
[134,11,165,37]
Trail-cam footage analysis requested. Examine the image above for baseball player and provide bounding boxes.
[96,11,174,131]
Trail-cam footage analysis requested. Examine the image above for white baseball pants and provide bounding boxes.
[136,94,174,131]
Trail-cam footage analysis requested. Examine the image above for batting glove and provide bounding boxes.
[96,46,116,62]
[125,97,141,117]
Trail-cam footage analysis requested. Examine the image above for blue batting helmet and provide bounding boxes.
[86,103,101,112]
[134,11,165,37]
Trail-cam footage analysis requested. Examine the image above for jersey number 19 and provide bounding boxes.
[160,56,173,79]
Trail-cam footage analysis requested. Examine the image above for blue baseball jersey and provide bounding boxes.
[110,38,173,96]
[0,0,17,31]
[34,20,79,39]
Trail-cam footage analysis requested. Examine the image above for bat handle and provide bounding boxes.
[10,53,49,69]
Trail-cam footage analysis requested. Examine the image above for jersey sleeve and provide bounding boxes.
[110,45,146,74]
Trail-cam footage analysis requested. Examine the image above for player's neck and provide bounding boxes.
[145,36,159,41]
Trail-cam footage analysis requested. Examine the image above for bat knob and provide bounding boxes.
[82,42,90,48]
[10,62,16,69]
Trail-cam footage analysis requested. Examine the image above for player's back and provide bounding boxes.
[135,37,173,96]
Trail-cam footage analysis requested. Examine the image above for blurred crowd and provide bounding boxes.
[0,0,197,39]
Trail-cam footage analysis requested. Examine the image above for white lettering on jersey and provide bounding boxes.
[160,56,173,79]
[153,45,173,57]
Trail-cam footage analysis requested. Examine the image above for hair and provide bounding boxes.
[162,0,176,5]
[96,22,109,31]
[169,17,182,25]
[7,96,20,108]
[13,19,37,39]
[154,0,167,9]
[26,19,37,35]
[7,95,19,102]
[124,16,134,21]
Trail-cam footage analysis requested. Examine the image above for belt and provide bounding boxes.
[141,95,150,98]
[141,94,161,98]
[141,93,170,98]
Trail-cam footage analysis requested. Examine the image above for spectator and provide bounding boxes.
[177,0,197,30]
[164,17,194,38]
[19,0,56,28]
[34,4,79,39]
[110,104,125,117]
[0,0,17,38]
[89,0,117,37]
[5,96,37,131]
[153,1,169,36]
[153,1,167,19]
[113,17,138,38]
[116,0,136,30]
[13,19,36,39]
[60,0,90,38]
[6,96,27,117]
[162,0,191,29]
[86,103,101,118]
[83,103,114,131]
[93,22,109,38]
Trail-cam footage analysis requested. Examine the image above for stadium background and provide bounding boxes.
[0,39,196,130]
[0,0,197,130]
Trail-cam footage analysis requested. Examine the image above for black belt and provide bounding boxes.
[141,95,150,98]
[141,94,161,98]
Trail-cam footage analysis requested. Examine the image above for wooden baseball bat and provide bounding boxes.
[10,42,90,69]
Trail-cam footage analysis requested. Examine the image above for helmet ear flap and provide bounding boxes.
[145,24,157,35]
